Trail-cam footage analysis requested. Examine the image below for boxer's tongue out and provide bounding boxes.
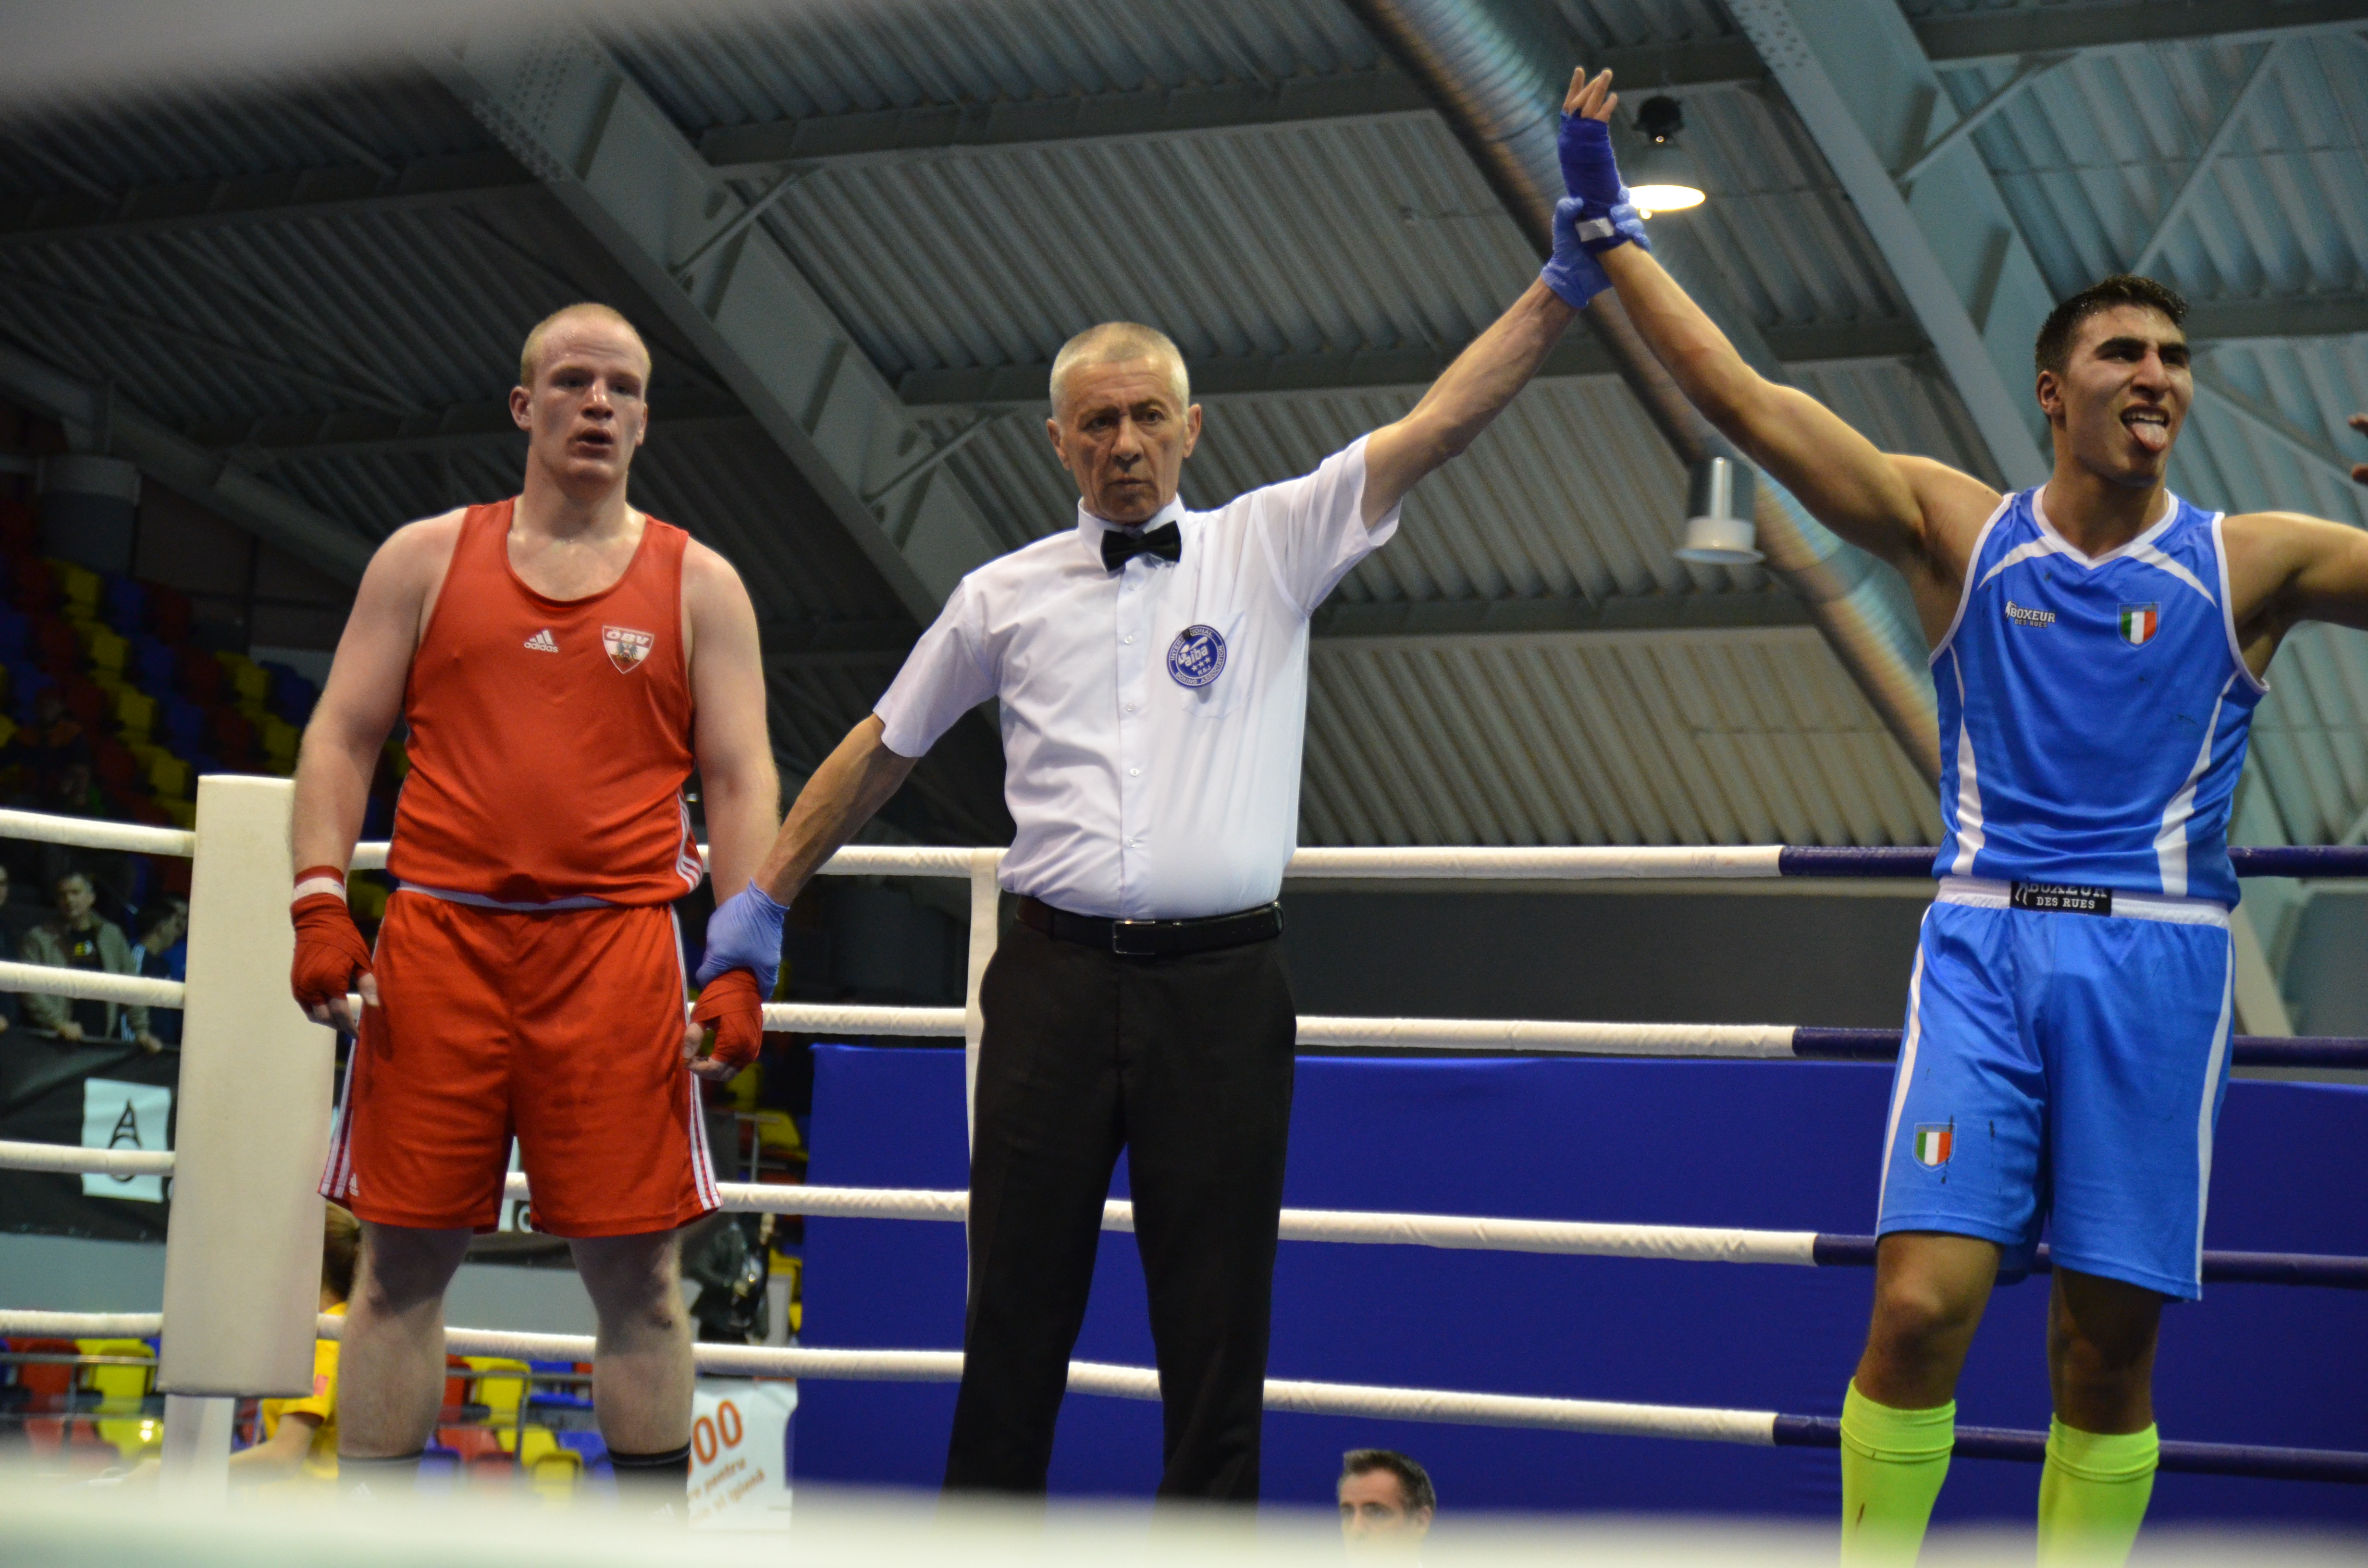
[2124,408,2170,453]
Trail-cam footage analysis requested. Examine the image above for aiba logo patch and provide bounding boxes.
[603,625,655,674]
[1912,1123,1954,1169]
[1166,624,1228,689]
[2118,602,2159,647]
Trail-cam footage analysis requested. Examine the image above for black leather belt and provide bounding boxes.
[1016,896,1282,958]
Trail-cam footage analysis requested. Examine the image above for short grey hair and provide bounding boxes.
[1048,321,1189,415]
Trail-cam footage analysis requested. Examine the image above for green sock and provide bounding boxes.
[1840,1382,1955,1564]
[2036,1418,2158,1566]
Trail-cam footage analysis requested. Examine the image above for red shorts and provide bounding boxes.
[320,892,719,1237]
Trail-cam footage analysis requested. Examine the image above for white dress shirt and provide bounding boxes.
[875,436,1401,919]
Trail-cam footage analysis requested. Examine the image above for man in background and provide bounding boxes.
[23,869,157,1050]
[1340,1449,1434,1555]
[133,895,187,1049]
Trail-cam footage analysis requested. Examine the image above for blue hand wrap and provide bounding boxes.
[1556,113,1624,208]
[696,880,789,999]
[1555,114,1651,257]
[1540,199,1611,309]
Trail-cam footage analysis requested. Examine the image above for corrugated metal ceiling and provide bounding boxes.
[3,0,2364,857]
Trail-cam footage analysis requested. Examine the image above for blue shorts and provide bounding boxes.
[1876,880,2235,1300]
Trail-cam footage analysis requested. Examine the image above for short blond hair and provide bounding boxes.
[518,302,650,387]
[1048,321,1189,415]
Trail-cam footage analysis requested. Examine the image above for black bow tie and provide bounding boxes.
[1101,521,1183,574]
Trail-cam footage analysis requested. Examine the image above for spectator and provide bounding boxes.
[0,864,18,1034]
[21,870,155,1049]
[1340,1449,1435,1555]
[133,895,187,1048]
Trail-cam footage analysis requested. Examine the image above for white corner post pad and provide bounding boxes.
[159,1392,235,1495]
[160,775,337,1487]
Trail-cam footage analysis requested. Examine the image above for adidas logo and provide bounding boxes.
[524,629,559,652]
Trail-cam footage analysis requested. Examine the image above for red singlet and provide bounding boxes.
[324,498,719,1237]
[389,496,702,907]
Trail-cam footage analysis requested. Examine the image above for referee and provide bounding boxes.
[692,84,1616,1497]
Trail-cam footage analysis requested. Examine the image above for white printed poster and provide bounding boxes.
[688,1378,795,1531]
[80,1078,171,1203]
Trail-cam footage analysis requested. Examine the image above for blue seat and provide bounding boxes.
[161,699,207,756]
[101,577,145,635]
[0,606,30,662]
[128,637,179,699]
[264,664,318,726]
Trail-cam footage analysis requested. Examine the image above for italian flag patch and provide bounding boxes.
[1912,1124,1953,1168]
[2118,603,2159,646]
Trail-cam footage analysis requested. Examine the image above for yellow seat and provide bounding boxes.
[382,737,410,783]
[82,623,128,674]
[54,560,100,614]
[216,652,270,713]
[519,1428,580,1502]
[260,714,300,771]
[87,667,125,700]
[463,1357,530,1452]
[160,799,195,831]
[0,713,17,750]
[76,1339,159,1462]
[146,751,192,801]
[115,686,157,743]
[349,879,389,921]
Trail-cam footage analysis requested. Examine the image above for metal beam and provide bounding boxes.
[2130,41,2288,275]
[1912,0,2368,71]
[900,319,1931,414]
[1895,53,2072,189]
[2188,292,2368,339]
[2192,370,2367,496]
[901,293,2368,415]
[189,391,752,464]
[0,151,532,249]
[418,24,1002,622]
[702,65,1433,174]
[1728,0,2051,489]
[0,336,374,582]
[1311,589,1811,643]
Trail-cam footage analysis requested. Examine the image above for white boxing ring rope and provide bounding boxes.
[0,1140,1824,1266]
[0,1304,1787,1450]
[12,803,2368,1493]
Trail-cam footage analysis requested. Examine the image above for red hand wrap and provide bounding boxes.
[290,869,373,1015]
[691,969,764,1075]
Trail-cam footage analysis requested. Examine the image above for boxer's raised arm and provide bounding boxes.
[292,514,456,881]
[754,715,918,907]
[682,541,778,903]
[1596,244,1946,573]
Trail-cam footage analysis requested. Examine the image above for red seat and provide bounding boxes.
[9,1338,75,1409]
[61,675,108,732]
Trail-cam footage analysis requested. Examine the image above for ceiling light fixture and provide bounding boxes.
[1675,455,1763,564]
[1631,95,1707,219]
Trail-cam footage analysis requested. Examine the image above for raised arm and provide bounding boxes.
[1555,68,1993,612]
[1361,281,1577,527]
[289,514,453,1031]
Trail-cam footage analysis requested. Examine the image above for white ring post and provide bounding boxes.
[962,849,1001,1151]
[158,776,336,1485]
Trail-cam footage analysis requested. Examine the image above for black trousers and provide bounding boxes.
[941,920,1296,1501]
